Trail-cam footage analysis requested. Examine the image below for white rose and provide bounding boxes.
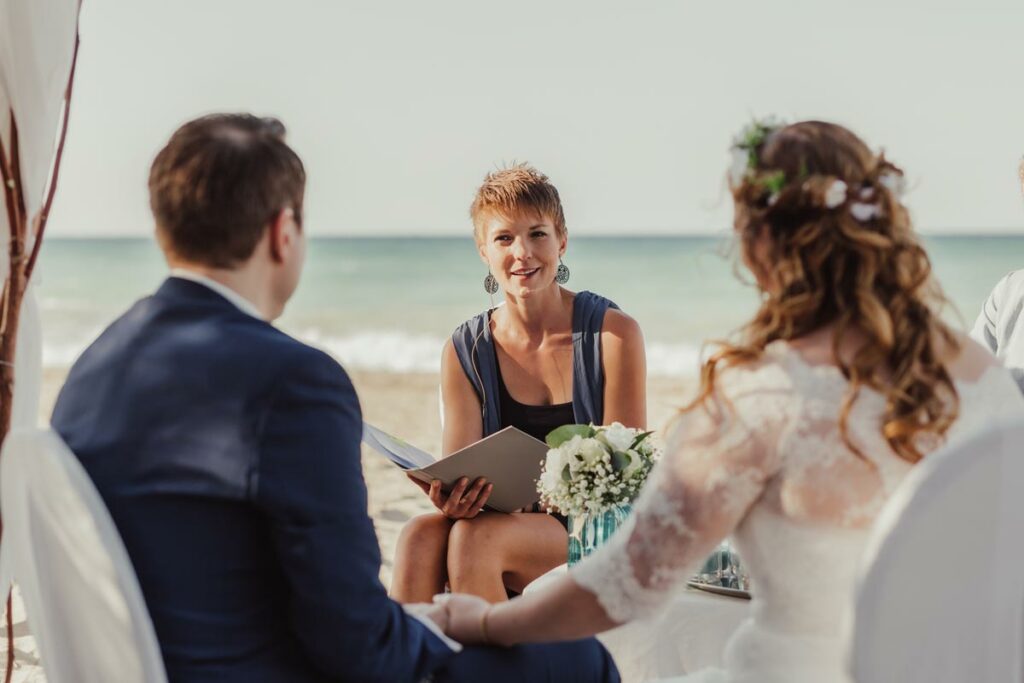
[622,449,644,479]
[849,202,881,222]
[555,435,579,470]
[539,467,562,494]
[602,422,635,454]
[579,438,607,466]
[544,447,565,475]
[563,435,584,454]
[824,179,848,209]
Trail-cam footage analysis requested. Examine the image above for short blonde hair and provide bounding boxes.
[469,163,566,242]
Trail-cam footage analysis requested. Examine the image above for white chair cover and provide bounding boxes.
[848,419,1024,683]
[0,428,167,683]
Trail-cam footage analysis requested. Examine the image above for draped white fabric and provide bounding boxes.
[0,428,167,683]
[1,3,81,679]
[0,0,78,230]
[0,0,79,430]
[10,284,41,428]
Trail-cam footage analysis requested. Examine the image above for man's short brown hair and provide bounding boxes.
[149,114,305,268]
[469,163,566,242]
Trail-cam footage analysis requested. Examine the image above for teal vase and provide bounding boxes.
[567,504,633,566]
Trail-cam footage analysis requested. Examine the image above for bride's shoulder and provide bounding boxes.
[941,331,1001,384]
[716,344,799,388]
[698,349,800,422]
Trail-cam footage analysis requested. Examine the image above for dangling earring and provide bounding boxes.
[555,257,570,284]
[483,271,499,294]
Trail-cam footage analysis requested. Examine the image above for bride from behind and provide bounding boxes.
[436,119,1024,682]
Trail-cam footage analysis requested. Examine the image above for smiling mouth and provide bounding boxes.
[511,268,540,278]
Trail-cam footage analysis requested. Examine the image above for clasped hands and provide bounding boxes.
[408,475,493,519]
[415,593,499,645]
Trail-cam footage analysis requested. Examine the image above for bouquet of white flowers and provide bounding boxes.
[537,422,660,518]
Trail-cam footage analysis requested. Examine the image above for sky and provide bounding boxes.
[47,0,1024,237]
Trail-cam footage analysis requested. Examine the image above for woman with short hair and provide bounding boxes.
[391,163,647,603]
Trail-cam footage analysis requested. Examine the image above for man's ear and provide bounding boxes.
[268,208,293,264]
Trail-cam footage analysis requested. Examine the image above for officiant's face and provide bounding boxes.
[478,211,567,298]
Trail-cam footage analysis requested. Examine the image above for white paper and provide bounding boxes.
[361,422,436,470]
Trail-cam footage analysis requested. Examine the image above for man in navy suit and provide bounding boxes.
[51,114,619,683]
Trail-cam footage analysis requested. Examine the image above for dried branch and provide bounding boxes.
[26,32,80,281]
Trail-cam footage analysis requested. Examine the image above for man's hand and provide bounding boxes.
[407,475,492,519]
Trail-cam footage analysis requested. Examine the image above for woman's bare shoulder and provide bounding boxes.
[601,307,644,342]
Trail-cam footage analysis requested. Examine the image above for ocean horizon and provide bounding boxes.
[37,235,1024,376]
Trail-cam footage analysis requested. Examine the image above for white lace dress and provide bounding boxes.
[571,341,1024,683]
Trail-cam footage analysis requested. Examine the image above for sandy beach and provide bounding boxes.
[40,368,691,586]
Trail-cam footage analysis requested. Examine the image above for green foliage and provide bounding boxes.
[546,424,596,448]
[629,431,655,450]
[759,170,787,196]
[610,450,630,472]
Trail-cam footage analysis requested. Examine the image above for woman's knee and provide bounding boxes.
[396,513,453,556]
[448,515,505,564]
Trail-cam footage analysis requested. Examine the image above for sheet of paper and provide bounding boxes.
[361,422,436,470]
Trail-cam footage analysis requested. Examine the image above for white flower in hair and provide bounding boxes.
[878,172,906,198]
[824,180,848,209]
[849,202,882,222]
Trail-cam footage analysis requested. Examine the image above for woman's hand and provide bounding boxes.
[434,593,494,645]
[407,475,493,519]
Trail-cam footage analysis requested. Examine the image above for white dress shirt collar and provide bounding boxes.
[169,268,265,320]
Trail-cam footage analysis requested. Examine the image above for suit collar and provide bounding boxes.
[167,269,264,320]
[155,277,264,320]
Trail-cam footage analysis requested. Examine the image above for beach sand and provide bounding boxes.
[39,367,691,586]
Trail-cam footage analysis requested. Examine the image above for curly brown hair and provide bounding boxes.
[692,120,959,464]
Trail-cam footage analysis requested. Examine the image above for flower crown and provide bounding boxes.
[728,117,906,222]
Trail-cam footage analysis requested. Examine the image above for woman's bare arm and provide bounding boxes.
[411,339,490,518]
[601,309,647,429]
[441,338,485,455]
[439,572,617,646]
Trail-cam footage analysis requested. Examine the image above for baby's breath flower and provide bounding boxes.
[537,424,662,516]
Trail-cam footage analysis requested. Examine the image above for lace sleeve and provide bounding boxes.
[570,368,787,622]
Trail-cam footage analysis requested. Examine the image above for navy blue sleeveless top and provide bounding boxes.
[450,291,619,438]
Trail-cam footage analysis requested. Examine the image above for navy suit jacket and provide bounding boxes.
[52,278,454,682]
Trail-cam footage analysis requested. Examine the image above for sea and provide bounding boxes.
[36,235,1024,377]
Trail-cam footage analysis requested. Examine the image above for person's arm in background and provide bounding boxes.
[971,272,1014,355]
[601,309,647,429]
[257,347,454,682]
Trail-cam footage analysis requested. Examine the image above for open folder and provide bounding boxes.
[361,423,549,513]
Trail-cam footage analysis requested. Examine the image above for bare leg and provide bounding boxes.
[447,512,568,603]
[391,512,454,603]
